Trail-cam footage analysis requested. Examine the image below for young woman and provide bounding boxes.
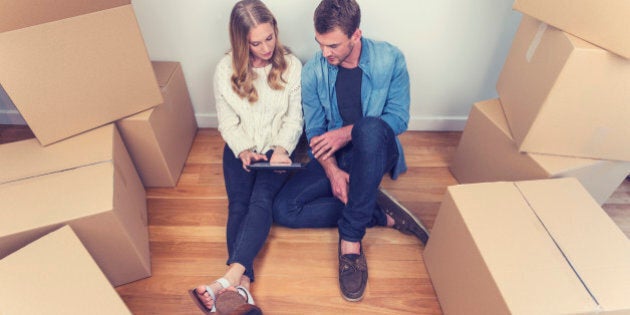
[189,0,302,313]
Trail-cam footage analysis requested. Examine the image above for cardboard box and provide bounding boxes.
[450,98,630,204]
[0,226,132,314]
[424,178,630,314]
[116,61,198,187]
[0,124,150,286]
[496,15,630,161]
[513,0,630,59]
[0,0,163,145]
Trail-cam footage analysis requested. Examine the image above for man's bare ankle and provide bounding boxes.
[340,239,361,255]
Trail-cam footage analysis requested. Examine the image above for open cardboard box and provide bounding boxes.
[0,226,132,314]
[424,177,630,314]
[0,124,150,286]
[117,61,198,187]
[513,0,630,59]
[497,15,630,161]
[0,0,162,145]
[450,98,630,204]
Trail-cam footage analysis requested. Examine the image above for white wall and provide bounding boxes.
[0,0,522,130]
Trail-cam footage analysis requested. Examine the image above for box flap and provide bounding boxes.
[0,125,115,184]
[516,178,630,311]
[0,226,132,314]
[152,61,179,88]
[0,0,130,32]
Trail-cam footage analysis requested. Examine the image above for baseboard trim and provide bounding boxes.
[0,112,468,131]
[0,110,26,125]
[194,113,467,131]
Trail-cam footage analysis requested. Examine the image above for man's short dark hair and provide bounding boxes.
[314,0,361,37]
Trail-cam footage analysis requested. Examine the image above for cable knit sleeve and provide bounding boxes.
[270,54,304,155]
[214,55,256,157]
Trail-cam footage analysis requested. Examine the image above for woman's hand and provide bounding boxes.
[270,147,291,165]
[238,150,267,171]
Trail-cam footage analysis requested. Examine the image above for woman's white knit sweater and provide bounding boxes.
[214,53,303,157]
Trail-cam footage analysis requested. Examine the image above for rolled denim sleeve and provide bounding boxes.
[380,50,410,136]
[301,58,328,142]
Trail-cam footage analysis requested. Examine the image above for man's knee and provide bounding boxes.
[352,117,392,150]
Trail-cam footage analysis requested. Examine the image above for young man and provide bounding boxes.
[272,0,429,302]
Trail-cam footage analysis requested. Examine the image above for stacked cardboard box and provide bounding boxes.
[0,125,150,287]
[0,0,198,310]
[436,2,630,312]
[496,15,630,161]
[0,226,133,314]
[117,61,198,187]
[424,178,630,314]
[0,0,163,145]
[450,98,630,204]
[450,3,630,195]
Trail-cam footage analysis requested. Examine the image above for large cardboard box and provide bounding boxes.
[496,15,630,161]
[0,0,163,145]
[424,178,630,314]
[117,61,198,187]
[0,124,150,286]
[450,98,630,204]
[0,226,132,314]
[513,0,630,59]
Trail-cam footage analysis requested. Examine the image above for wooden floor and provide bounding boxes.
[2,126,629,314]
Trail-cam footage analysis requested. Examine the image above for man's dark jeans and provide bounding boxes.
[273,117,399,242]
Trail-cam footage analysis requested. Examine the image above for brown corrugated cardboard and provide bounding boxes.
[116,61,198,187]
[513,0,630,59]
[496,15,630,161]
[450,98,630,204]
[424,178,630,314]
[0,226,132,314]
[0,0,130,32]
[0,1,162,145]
[0,124,150,286]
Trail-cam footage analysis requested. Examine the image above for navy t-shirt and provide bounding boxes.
[335,66,363,126]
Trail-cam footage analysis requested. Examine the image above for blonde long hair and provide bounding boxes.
[229,0,288,103]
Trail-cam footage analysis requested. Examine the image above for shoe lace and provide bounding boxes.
[339,255,367,273]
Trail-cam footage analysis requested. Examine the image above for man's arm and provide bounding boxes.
[302,59,351,203]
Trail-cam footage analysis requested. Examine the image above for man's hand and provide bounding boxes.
[238,150,267,171]
[310,125,353,160]
[329,168,350,204]
[319,156,350,204]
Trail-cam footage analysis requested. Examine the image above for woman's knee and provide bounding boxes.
[229,201,249,216]
[272,197,301,228]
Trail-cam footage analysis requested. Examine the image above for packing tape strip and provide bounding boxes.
[526,22,548,63]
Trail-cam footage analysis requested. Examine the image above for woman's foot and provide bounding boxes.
[215,275,256,314]
[191,264,247,311]
[191,278,232,312]
[238,275,251,290]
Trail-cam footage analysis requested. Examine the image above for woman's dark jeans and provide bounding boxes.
[223,145,290,281]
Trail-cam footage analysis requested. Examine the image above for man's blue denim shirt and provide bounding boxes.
[301,37,410,179]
